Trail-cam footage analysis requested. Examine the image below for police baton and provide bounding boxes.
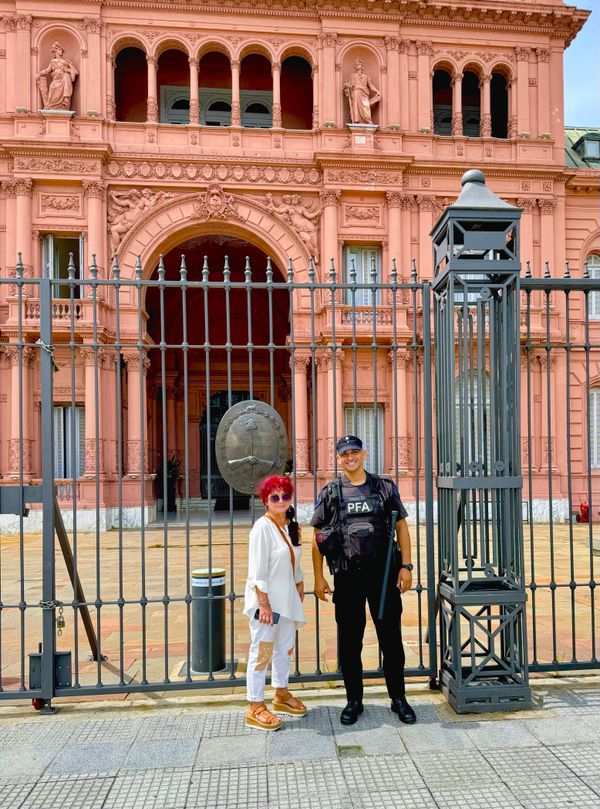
[378,510,398,621]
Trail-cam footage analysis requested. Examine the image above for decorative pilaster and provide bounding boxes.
[536,48,550,137]
[189,57,200,125]
[538,198,557,273]
[385,37,401,128]
[2,180,17,272]
[319,189,341,271]
[416,41,433,132]
[106,55,116,119]
[7,345,35,477]
[272,61,282,128]
[452,73,463,136]
[81,346,103,475]
[123,351,150,475]
[508,78,518,139]
[417,195,435,276]
[399,40,410,131]
[480,74,491,137]
[231,59,241,126]
[515,47,530,137]
[146,55,158,123]
[386,190,402,271]
[517,198,536,271]
[15,14,32,113]
[311,65,319,129]
[15,179,33,273]
[318,32,338,126]
[83,180,105,277]
[323,349,345,470]
[387,348,413,469]
[291,352,311,472]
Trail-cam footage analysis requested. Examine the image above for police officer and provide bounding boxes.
[311,435,416,726]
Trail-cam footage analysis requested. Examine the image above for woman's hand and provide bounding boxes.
[296,581,305,602]
[258,601,274,625]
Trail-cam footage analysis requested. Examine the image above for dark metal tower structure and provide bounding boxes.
[431,169,532,713]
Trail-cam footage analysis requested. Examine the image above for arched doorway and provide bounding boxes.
[145,234,290,512]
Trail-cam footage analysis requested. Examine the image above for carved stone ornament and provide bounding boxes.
[215,400,288,494]
[193,183,242,223]
[40,194,80,213]
[266,192,321,262]
[36,41,78,111]
[344,59,381,125]
[108,188,176,254]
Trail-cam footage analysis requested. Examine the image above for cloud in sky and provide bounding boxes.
[564,0,600,126]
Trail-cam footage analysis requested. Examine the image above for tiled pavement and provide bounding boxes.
[0,681,599,808]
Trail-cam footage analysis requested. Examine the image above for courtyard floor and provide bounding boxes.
[0,678,598,808]
[0,522,597,694]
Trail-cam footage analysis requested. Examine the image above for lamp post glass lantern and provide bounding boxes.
[431,169,532,713]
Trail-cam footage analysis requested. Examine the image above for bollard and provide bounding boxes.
[191,568,226,673]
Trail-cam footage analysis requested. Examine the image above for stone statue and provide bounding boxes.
[36,42,78,111]
[266,193,321,263]
[108,189,174,254]
[344,59,381,125]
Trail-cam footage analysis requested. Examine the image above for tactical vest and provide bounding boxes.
[332,474,387,561]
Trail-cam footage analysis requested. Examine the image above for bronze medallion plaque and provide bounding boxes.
[215,400,288,494]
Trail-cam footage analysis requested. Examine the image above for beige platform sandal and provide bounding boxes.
[272,689,308,717]
[245,702,283,731]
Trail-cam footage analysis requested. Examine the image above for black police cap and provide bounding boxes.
[336,435,363,455]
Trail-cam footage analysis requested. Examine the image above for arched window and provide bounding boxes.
[158,49,189,123]
[433,69,452,135]
[490,72,508,139]
[281,56,313,129]
[240,54,272,128]
[242,101,271,128]
[205,100,231,127]
[198,52,232,126]
[587,253,600,320]
[164,96,190,125]
[115,47,147,122]
[462,71,481,137]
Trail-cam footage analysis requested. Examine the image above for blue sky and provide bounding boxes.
[564,0,600,126]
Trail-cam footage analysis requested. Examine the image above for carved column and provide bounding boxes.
[2,180,17,272]
[417,196,434,277]
[318,33,338,126]
[515,47,530,137]
[103,352,118,474]
[508,78,517,138]
[231,59,241,126]
[3,15,16,112]
[7,346,35,477]
[124,351,150,475]
[399,40,410,131]
[324,349,344,470]
[189,57,199,125]
[83,181,105,278]
[311,65,319,129]
[15,15,32,112]
[320,189,341,271]
[81,346,103,475]
[480,74,491,137]
[538,198,557,273]
[272,61,282,128]
[416,41,433,132]
[388,349,412,470]
[517,198,536,272]
[146,55,158,123]
[106,55,116,119]
[385,191,402,272]
[15,179,33,273]
[452,72,463,136]
[82,18,102,115]
[292,353,311,472]
[536,48,550,137]
[400,194,414,279]
[385,37,400,128]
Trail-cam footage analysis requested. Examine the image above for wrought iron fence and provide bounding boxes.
[0,255,598,707]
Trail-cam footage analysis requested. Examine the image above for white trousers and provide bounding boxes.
[246,616,296,702]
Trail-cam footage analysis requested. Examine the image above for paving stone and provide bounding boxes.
[350,787,438,809]
[201,711,255,738]
[341,755,424,792]
[583,776,600,797]
[268,760,348,809]
[0,722,73,749]
[334,725,406,756]
[482,746,578,783]
[121,738,199,770]
[45,741,131,776]
[103,768,192,809]
[399,722,476,753]
[328,705,398,731]
[187,764,268,809]
[196,734,267,768]
[275,705,332,733]
[464,719,541,749]
[267,726,337,762]
[133,713,204,741]
[411,749,501,787]
[0,746,57,780]
[548,743,600,778]
[0,781,33,809]
[21,776,114,809]
[429,784,524,809]
[524,716,599,746]
[507,778,600,809]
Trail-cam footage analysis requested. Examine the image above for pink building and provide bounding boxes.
[0,0,598,529]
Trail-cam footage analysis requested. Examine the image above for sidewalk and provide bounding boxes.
[0,678,599,808]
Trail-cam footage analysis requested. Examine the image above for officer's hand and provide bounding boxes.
[314,576,332,602]
[259,603,274,625]
[397,568,413,594]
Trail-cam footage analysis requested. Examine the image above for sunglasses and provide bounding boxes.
[268,493,292,503]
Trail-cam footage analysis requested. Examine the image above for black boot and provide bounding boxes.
[391,696,416,724]
[340,700,364,725]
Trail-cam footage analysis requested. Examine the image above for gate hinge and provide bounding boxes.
[35,338,59,372]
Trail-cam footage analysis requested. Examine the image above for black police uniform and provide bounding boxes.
[311,467,409,705]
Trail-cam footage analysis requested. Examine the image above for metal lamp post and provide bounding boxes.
[431,169,532,713]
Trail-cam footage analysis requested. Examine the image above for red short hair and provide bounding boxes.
[257,475,294,505]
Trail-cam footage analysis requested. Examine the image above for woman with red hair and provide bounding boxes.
[244,475,307,730]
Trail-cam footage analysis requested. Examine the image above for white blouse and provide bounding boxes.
[243,515,306,629]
